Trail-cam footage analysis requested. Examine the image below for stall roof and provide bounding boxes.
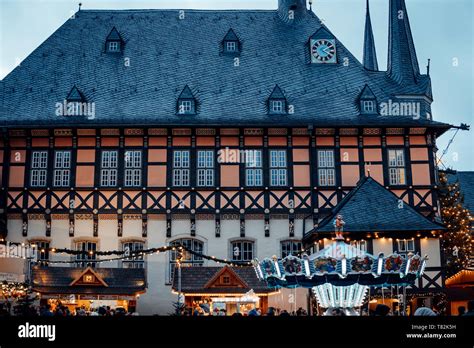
[31,266,146,295]
[172,266,273,294]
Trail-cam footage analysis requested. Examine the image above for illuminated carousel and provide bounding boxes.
[252,237,428,315]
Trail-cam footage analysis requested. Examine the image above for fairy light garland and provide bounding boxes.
[0,241,252,267]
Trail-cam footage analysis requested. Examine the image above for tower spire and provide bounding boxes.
[363,0,379,71]
[387,0,420,84]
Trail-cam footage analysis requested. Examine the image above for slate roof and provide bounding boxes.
[0,7,450,130]
[308,176,445,235]
[172,266,273,294]
[31,266,146,295]
[448,171,474,214]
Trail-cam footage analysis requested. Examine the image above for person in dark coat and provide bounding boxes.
[373,304,390,316]
[464,300,474,316]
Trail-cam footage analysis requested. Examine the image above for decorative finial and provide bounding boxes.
[78,2,82,11]
[427,58,431,76]
[309,0,313,10]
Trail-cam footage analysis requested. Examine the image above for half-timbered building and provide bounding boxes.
[0,0,453,314]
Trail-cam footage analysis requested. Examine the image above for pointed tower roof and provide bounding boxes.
[313,176,445,234]
[269,84,286,99]
[363,0,379,71]
[178,85,195,99]
[387,0,420,84]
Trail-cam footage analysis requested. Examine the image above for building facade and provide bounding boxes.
[0,0,453,314]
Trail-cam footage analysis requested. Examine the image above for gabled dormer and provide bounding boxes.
[105,27,124,53]
[176,85,197,115]
[309,27,337,64]
[222,29,241,55]
[358,84,377,115]
[66,85,86,103]
[267,85,288,115]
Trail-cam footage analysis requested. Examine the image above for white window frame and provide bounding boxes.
[226,41,237,52]
[231,240,254,262]
[197,150,214,187]
[178,100,193,114]
[350,240,368,253]
[108,41,120,52]
[281,240,302,258]
[397,239,415,253]
[388,149,406,185]
[362,100,375,113]
[318,150,336,187]
[168,238,204,283]
[122,241,145,268]
[100,150,118,187]
[271,100,284,113]
[32,240,50,264]
[173,150,190,187]
[75,241,97,267]
[31,151,48,187]
[270,150,287,186]
[53,151,71,187]
[245,150,263,187]
[124,150,142,187]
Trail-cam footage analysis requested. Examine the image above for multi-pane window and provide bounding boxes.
[362,100,375,113]
[388,149,406,185]
[108,41,120,52]
[281,240,302,258]
[53,151,71,187]
[75,241,97,267]
[397,239,415,254]
[178,100,193,114]
[197,150,214,187]
[245,150,263,186]
[30,151,48,187]
[169,239,204,283]
[124,150,142,187]
[226,41,237,52]
[173,150,190,186]
[270,150,287,186]
[318,150,335,187]
[350,240,367,253]
[271,100,283,113]
[122,241,144,269]
[101,150,118,187]
[231,240,254,262]
[32,241,50,265]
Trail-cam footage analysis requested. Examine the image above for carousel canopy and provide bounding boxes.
[253,240,428,308]
[305,176,445,239]
[253,240,427,289]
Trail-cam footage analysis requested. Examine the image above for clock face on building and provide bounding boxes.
[311,39,337,64]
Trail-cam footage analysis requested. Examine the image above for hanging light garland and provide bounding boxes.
[0,240,252,267]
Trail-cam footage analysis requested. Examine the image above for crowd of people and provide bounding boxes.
[0,302,137,316]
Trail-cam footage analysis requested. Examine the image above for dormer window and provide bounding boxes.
[222,29,241,55]
[105,27,124,54]
[108,41,120,52]
[268,85,288,115]
[271,100,284,113]
[177,85,197,115]
[362,100,375,113]
[226,41,237,52]
[359,84,378,115]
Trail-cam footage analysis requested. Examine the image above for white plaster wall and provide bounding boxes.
[50,219,71,263]
[6,220,23,243]
[372,238,393,256]
[27,219,46,239]
[123,219,142,239]
[420,238,441,267]
[74,219,93,239]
